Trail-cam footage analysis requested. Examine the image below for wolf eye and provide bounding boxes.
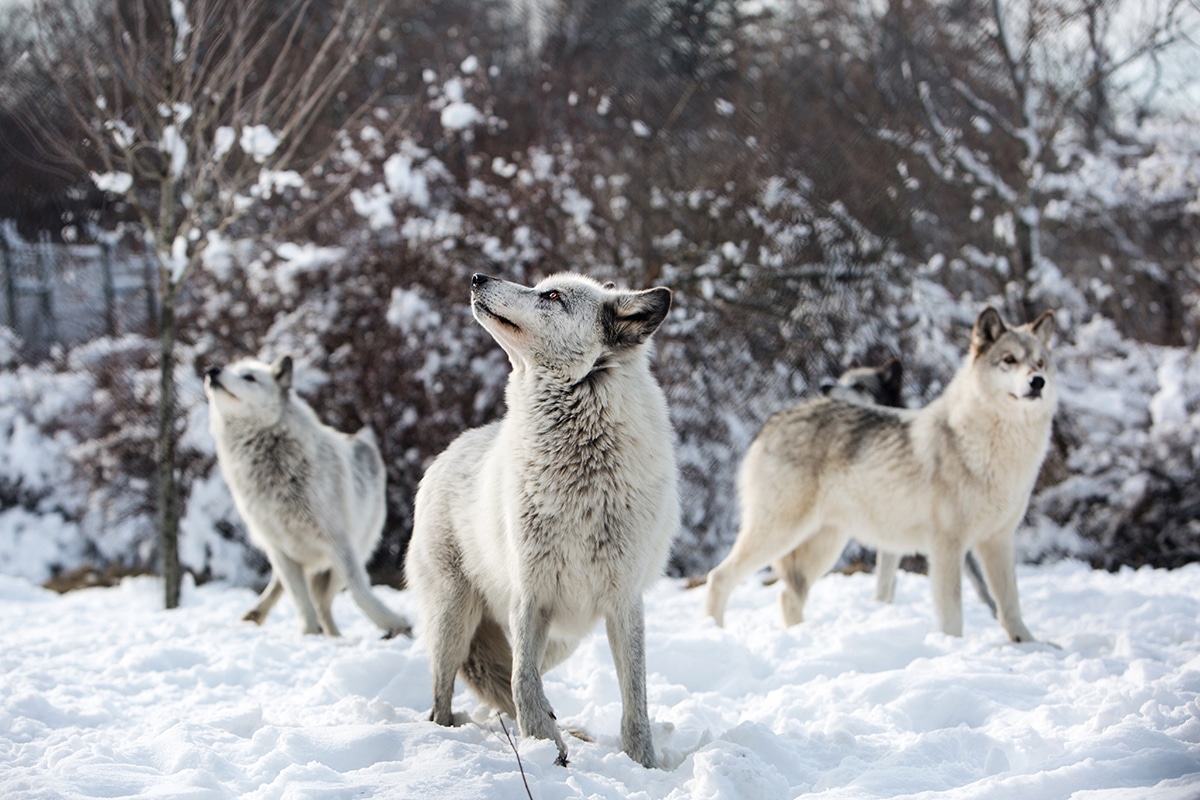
[1003,354,1017,365]
[243,374,257,383]
[1036,358,1045,369]
[541,290,562,303]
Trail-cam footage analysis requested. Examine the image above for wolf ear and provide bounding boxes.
[1029,309,1056,347]
[971,307,1007,357]
[272,355,294,390]
[603,287,672,349]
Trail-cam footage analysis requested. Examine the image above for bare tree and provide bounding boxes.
[19,0,388,608]
[876,0,1196,320]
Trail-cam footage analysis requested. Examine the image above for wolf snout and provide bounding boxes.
[471,273,494,289]
[1029,375,1045,397]
[204,367,221,381]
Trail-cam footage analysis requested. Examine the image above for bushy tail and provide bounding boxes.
[461,615,517,718]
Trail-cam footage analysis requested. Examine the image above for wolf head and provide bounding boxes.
[968,307,1057,406]
[470,273,671,383]
[204,355,294,427]
[821,358,904,408]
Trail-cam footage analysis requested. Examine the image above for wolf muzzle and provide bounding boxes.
[1028,375,1045,398]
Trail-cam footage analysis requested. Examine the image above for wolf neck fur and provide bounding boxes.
[932,366,1054,488]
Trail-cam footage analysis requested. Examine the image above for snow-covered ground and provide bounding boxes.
[2,561,1197,799]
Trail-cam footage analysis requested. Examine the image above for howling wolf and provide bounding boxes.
[405,273,679,767]
[205,355,410,638]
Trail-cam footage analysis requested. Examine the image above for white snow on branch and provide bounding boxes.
[213,127,236,159]
[384,154,430,209]
[170,0,191,63]
[161,125,187,180]
[241,125,280,164]
[440,102,483,131]
[90,171,132,195]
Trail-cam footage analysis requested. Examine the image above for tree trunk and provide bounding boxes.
[157,282,182,610]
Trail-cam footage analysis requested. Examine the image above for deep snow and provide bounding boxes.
[2,561,1198,799]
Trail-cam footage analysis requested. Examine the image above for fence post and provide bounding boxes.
[36,231,57,348]
[1,231,15,331]
[102,237,117,336]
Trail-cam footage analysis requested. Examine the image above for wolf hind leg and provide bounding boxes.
[243,573,284,625]
[874,551,901,603]
[775,526,848,627]
[964,551,997,617]
[706,517,813,627]
[309,568,342,637]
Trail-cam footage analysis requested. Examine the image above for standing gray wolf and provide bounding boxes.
[405,273,678,768]
[205,355,411,638]
[823,359,996,616]
[706,307,1057,641]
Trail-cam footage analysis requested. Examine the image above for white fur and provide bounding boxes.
[405,273,679,767]
[205,356,410,638]
[706,308,1058,642]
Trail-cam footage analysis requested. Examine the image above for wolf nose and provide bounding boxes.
[205,367,221,380]
[472,273,491,288]
[1031,375,1045,392]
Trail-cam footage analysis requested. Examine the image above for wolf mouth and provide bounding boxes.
[474,300,520,331]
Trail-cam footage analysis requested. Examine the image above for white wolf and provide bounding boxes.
[706,307,1057,642]
[823,359,996,616]
[405,273,678,768]
[205,355,411,638]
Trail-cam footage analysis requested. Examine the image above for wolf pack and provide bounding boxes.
[205,271,1059,769]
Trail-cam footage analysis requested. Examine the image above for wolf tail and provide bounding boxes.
[461,615,517,718]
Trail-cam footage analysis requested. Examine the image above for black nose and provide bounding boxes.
[1031,375,1045,391]
[472,273,491,288]
[205,367,221,380]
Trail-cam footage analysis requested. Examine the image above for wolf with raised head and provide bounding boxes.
[205,355,411,638]
[706,307,1057,641]
[405,273,678,768]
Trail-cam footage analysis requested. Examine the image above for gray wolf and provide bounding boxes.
[205,355,411,638]
[405,273,678,768]
[824,359,996,616]
[706,307,1057,641]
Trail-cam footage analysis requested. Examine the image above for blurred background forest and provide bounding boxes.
[0,0,1198,591]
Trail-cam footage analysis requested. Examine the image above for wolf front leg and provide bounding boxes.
[973,528,1035,643]
[606,597,656,768]
[927,542,966,636]
[269,550,324,635]
[511,596,569,765]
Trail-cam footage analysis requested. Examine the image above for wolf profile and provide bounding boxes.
[205,355,410,638]
[707,308,1057,641]
[405,273,678,768]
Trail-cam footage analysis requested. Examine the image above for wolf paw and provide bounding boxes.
[382,622,413,640]
[241,610,265,626]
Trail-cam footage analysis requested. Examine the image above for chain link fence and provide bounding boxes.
[0,223,157,362]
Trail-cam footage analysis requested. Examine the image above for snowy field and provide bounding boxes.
[2,561,1198,800]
